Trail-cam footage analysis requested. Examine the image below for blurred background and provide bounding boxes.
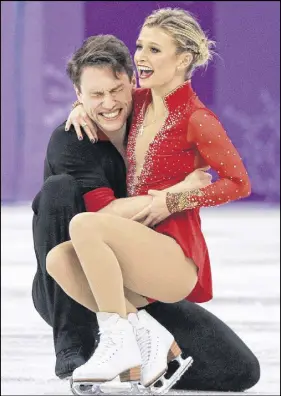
[1,1,280,395]
[1,0,280,203]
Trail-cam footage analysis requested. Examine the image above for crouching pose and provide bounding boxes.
[46,7,255,395]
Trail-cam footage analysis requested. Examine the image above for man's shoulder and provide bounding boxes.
[49,122,92,148]
[47,121,116,157]
[47,121,70,147]
[54,121,67,133]
[49,121,75,144]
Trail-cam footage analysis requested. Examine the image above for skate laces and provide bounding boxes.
[135,327,151,366]
[94,328,124,364]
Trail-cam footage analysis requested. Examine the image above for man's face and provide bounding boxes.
[76,66,134,134]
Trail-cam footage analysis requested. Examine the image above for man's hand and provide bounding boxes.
[184,166,212,190]
[65,104,98,143]
[144,190,170,227]
[131,204,152,224]
[131,190,169,227]
[132,167,213,227]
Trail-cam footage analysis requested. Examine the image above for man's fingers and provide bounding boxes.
[198,166,211,171]
[201,172,212,179]
[143,215,155,227]
[151,218,161,227]
[131,212,143,222]
[204,173,212,183]
[131,206,151,222]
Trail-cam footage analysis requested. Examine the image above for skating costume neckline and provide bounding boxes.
[127,81,196,196]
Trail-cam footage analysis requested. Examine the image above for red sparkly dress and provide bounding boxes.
[125,81,251,303]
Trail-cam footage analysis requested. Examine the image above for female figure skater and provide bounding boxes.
[46,7,251,392]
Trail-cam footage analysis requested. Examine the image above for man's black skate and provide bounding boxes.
[55,347,90,380]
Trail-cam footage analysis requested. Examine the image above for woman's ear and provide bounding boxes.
[178,53,193,71]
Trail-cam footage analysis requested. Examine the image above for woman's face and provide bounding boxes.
[134,26,188,90]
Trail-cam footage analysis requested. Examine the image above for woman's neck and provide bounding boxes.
[150,77,187,116]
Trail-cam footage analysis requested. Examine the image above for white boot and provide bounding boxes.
[128,310,182,387]
[72,312,142,385]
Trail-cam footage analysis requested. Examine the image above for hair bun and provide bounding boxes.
[196,37,214,67]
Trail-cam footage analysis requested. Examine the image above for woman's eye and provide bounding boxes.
[136,44,142,50]
[151,47,160,53]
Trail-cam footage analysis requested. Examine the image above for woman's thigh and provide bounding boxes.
[47,241,149,309]
[70,213,198,303]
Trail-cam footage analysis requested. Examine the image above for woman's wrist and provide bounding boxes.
[72,100,82,110]
[166,190,203,213]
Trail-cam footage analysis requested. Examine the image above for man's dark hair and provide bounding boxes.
[66,35,134,92]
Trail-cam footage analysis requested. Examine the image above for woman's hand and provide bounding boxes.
[65,104,98,143]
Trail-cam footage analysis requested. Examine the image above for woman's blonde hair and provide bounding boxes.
[142,8,216,77]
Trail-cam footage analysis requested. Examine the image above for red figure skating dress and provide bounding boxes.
[125,81,251,303]
[84,81,251,303]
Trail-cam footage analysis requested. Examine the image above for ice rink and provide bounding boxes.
[1,204,280,395]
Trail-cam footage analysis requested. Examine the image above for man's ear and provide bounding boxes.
[131,73,137,89]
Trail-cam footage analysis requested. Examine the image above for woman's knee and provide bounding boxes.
[160,288,195,304]
[160,272,198,304]
[46,244,69,277]
[46,248,58,277]
[69,212,107,239]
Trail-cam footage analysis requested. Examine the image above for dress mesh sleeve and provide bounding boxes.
[186,108,251,208]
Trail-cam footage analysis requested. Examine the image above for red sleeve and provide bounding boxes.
[187,109,251,208]
[83,187,116,212]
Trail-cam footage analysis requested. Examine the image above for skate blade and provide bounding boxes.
[71,378,143,395]
[99,380,143,394]
[149,355,193,395]
[71,381,96,395]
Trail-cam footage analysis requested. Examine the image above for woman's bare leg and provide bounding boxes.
[68,213,198,318]
[46,241,140,314]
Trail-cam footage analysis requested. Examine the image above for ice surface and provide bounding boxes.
[1,204,280,395]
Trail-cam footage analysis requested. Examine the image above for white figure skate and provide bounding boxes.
[131,310,193,394]
[70,312,142,395]
[100,310,193,395]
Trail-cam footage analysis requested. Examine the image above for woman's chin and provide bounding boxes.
[138,78,156,89]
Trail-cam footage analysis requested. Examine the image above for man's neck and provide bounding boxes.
[101,123,127,162]
[104,123,127,148]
